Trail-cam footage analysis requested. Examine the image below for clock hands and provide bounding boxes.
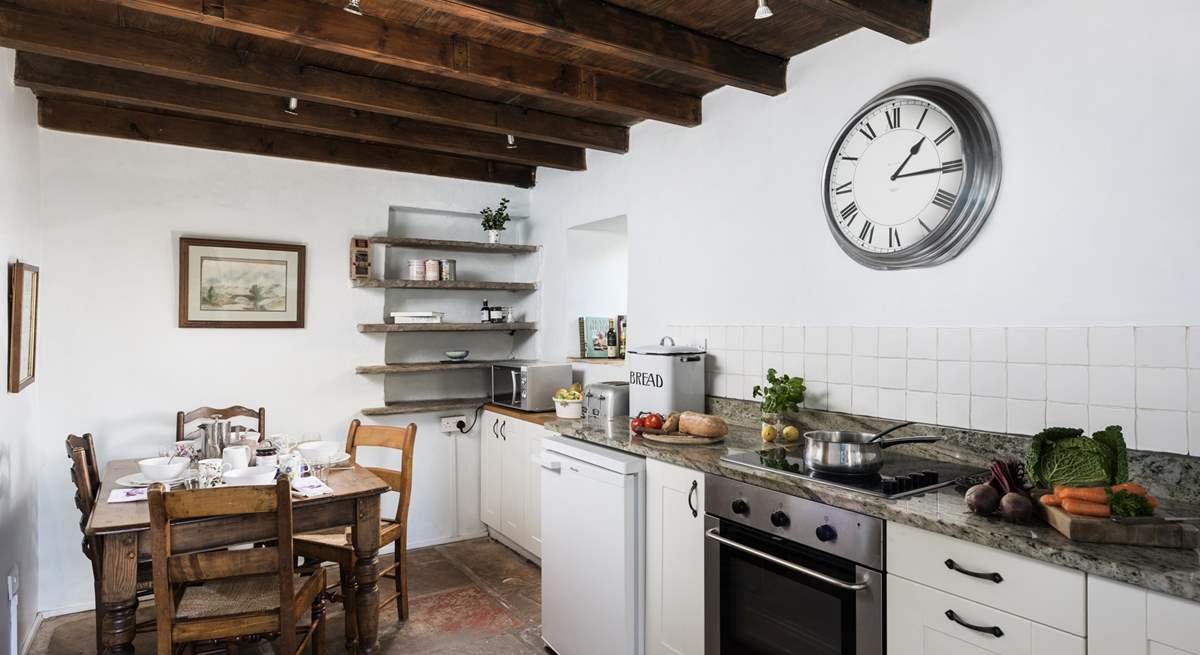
[890,137,925,181]
[893,160,963,179]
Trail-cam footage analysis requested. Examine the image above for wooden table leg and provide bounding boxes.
[351,495,382,655]
[99,532,139,655]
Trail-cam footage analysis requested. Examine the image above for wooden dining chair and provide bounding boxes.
[148,476,326,655]
[295,420,416,652]
[66,434,155,654]
[176,405,266,441]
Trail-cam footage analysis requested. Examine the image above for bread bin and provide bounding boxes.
[627,336,706,417]
[583,381,630,422]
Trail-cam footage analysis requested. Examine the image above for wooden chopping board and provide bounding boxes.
[1041,505,1199,549]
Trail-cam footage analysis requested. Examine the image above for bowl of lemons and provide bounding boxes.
[552,383,584,419]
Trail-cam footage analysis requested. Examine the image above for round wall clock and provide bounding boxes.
[822,80,1001,269]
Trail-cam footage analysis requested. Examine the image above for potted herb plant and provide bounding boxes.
[480,197,511,244]
[753,368,806,443]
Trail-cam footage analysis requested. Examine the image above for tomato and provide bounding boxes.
[630,417,645,432]
[644,413,664,430]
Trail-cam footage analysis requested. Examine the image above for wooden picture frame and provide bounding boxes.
[179,238,306,328]
[8,261,39,393]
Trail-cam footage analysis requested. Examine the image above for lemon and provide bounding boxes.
[782,426,800,441]
[761,424,779,442]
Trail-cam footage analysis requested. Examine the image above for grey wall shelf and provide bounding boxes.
[356,361,503,374]
[362,236,540,254]
[361,397,491,416]
[353,279,537,291]
[359,322,537,334]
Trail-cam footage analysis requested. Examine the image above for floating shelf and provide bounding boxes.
[361,236,540,254]
[359,322,537,334]
[356,361,503,374]
[568,357,628,367]
[362,396,490,416]
[353,279,537,291]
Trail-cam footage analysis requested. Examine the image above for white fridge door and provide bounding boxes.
[541,450,639,655]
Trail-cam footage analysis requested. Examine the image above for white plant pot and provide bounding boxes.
[487,229,502,244]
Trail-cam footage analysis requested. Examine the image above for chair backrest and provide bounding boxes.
[344,419,417,526]
[65,433,100,563]
[149,476,295,653]
[176,405,266,441]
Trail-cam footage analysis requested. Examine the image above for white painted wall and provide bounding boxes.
[31,128,529,614]
[565,217,628,356]
[532,0,1200,361]
[0,49,42,654]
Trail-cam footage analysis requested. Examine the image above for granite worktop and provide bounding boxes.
[546,408,1200,604]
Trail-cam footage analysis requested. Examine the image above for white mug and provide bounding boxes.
[222,445,251,471]
[198,458,231,488]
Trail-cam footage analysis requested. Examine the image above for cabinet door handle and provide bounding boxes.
[687,480,699,518]
[500,421,508,440]
[491,418,500,439]
[944,558,1003,584]
[944,609,1004,638]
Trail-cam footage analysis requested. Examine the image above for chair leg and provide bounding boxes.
[394,546,408,622]
[311,589,326,655]
[93,579,105,655]
[340,565,358,653]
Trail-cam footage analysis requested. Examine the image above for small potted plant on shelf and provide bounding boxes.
[480,197,511,244]
[753,368,806,443]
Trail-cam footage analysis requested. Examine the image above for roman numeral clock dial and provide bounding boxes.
[822,81,1003,269]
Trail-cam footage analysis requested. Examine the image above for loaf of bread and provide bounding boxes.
[678,411,728,438]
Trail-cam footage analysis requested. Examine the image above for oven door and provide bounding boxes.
[491,365,523,409]
[704,515,883,655]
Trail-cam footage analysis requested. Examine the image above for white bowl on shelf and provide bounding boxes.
[138,456,190,483]
[223,466,279,486]
[554,398,583,419]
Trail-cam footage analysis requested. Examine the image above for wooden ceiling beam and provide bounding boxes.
[394,0,788,96]
[0,3,628,152]
[14,53,586,171]
[37,97,536,187]
[94,0,701,126]
[797,0,930,44]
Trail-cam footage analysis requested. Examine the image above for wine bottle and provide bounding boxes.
[606,319,618,358]
[480,298,490,323]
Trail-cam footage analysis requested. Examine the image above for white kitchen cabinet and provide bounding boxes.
[479,409,548,559]
[1088,576,1200,655]
[645,459,705,655]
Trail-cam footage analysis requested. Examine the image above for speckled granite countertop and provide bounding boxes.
[546,414,1200,603]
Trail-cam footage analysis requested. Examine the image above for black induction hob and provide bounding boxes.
[720,445,986,499]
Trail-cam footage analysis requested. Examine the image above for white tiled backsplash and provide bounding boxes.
[668,324,1200,456]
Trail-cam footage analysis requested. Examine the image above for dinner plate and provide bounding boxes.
[115,472,194,488]
[296,451,351,466]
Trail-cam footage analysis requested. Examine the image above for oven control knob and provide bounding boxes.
[815,524,838,542]
[770,511,790,528]
[731,499,750,515]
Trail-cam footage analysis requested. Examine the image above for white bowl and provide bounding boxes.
[554,398,583,419]
[296,441,341,463]
[138,456,190,482]
[223,466,278,487]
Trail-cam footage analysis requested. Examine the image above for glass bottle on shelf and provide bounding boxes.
[619,317,627,358]
[606,320,618,358]
[480,298,490,323]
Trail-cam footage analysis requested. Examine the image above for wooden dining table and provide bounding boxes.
[87,459,391,655]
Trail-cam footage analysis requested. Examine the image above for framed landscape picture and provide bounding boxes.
[179,238,306,328]
[8,261,39,393]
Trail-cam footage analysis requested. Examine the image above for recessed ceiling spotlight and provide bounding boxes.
[344,0,363,16]
[755,0,773,20]
[284,97,299,115]
[506,135,518,150]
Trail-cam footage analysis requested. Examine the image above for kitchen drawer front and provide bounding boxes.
[888,575,1085,655]
[888,523,1086,635]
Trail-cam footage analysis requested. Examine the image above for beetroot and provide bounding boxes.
[965,483,1001,515]
[1000,492,1033,523]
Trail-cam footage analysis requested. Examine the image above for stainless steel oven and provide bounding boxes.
[704,475,885,655]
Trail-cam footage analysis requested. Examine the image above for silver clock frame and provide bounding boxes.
[822,79,1002,270]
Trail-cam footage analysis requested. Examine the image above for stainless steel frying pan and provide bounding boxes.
[802,430,944,476]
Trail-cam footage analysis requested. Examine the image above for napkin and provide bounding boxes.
[292,477,333,498]
[109,488,148,503]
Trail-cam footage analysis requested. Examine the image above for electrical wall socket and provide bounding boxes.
[440,415,467,432]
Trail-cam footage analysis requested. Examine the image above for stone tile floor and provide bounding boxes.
[29,538,544,655]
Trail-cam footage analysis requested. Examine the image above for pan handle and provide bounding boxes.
[877,435,945,449]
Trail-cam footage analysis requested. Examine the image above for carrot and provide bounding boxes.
[1113,482,1148,496]
[1147,495,1159,508]
[1061,497,1112,518]
[1040,494,1062,507]
[1056,487,1109,503]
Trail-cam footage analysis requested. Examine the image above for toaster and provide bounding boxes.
[583,381,630,421]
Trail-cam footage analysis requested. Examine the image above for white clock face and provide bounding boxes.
[827,98,965,254]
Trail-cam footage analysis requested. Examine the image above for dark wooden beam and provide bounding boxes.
[37,97,536,187]
[14,53,585,171]
[0,3,628,153]
[96,0,702,126]
[797,0,930,44]
[396,0,788,96]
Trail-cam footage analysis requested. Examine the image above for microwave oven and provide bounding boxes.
[491,362,573,412]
